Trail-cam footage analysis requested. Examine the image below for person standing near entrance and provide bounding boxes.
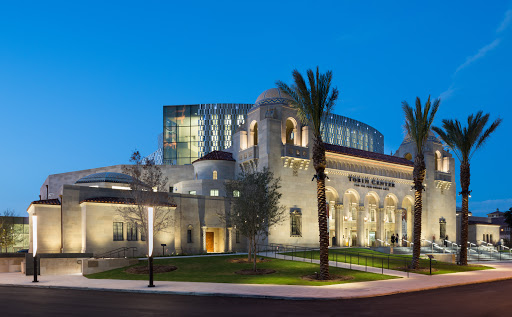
[391,233,396,246]
[396,233,400,246]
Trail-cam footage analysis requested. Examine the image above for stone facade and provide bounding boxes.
[28,88,458,256]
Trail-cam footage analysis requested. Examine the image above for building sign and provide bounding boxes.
[348,176,395,191]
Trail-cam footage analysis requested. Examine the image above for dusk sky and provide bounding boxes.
[1,1,510,216]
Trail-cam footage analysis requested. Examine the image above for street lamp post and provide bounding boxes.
[32,215,38,283]
[148,207,154,287]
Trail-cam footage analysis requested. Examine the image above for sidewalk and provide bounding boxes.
[2,260,512,300]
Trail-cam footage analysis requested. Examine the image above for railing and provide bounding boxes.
[95,247,137,259]
[258,243,446,276]
[434,171,451,182]
[238,146,258,162]
[282,144,309,159]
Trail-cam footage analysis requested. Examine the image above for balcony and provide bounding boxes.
[282,144,309,159]
[434,171,451,182]
[238,146,258,163]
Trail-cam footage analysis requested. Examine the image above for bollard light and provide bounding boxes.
[148,207,155,287]
[32,215,38,283]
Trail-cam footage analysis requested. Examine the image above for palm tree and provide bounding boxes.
[276,67,338,280]
[402,96,440,269]
[432,112,501,265]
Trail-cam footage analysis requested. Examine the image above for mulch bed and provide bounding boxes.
[235,268,276,275]
[227,258,272,264]
[125,265,178,275]
[301,274,354,282]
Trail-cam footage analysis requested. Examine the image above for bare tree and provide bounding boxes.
[0,209,23,253]
[116,151,174,249]
[223,168,286,271]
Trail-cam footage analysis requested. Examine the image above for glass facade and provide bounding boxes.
[162,104,384,165]
[163,104,253,165]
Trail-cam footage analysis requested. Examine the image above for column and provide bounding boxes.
[357,206,366,247]
[377,207,385,245]
[201,226,207,253]
[335,204,343,247]
[227,227,233,252]
[407,208,413,245]
[395,208,403,244]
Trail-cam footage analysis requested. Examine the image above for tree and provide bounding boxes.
[116,151,174,252]
[432,112,501,265]
[223,168,286,271]
[0,209,22,252]
[402,96,440,269]
[276,67,338,279]
[504,208,512,229]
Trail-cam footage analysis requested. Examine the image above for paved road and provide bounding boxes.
[3,280,512,317]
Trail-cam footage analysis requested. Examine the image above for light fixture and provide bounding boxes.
[148,207,155,287]
[32,215,38,283]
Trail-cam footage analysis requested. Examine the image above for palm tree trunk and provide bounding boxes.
[411,155,426,269]
[313,136,329,280]
[459,162,470,266]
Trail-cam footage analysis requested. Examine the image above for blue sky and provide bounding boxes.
[0,1,510,216]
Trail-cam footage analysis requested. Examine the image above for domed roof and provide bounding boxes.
[75,172,135,184]
[401,131,442,145]
[254,88,293,108]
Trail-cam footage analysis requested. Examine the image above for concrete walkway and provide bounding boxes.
[2,258,512,300]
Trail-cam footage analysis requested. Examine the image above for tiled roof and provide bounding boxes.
[31,198,61,206]
[80,197,177,207]
[325,143,414,167]
[193,151,235,163]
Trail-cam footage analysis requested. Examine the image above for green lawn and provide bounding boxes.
[86,255,397,286]
[280,248,493,275]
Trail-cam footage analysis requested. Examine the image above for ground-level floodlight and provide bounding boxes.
[32,215,38,283]
[148,207,155,287]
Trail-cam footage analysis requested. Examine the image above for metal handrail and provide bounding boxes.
[96,247,137,258]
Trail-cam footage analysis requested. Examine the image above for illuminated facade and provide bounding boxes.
[162,102,383,165]
[163,104,253,165]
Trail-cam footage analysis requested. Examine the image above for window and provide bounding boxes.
[127,223,137,241]
[213,170,218,180]
[140,229,146,241]
[189,190,197,195]
[233,190,240,197]
[236,230,240,243]
[290,210,302,237]
[187,230,193,243]
[210,189,219,196]
[113,222,124,241]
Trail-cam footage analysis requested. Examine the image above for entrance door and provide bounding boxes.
[206,232,214,253]
[351,231,357,247]
[369,231,376,247]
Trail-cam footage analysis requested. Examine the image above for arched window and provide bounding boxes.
[435,151,442,171]
[213,170,218,180]
[187,225,193,243]
[290,209,302,237]
[285,119,296,145]
[253,122,258,146]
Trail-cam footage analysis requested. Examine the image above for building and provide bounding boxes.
[28,88,456,256]
[0,216,29,253]
[161,96,384,165]
[456,208,501,246]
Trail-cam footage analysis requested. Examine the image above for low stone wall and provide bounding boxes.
[0,257,24,273]
[82,258,139,275]
[24,253,93,275]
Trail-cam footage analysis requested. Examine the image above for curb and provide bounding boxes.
[3,275,512,300]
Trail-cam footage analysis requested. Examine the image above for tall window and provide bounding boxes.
[127,223,138,241]
[187,229,193,243]
[210,189,219,196]
[213,170,218,180]
[236,230,240,243]
[290,210,302,237]
[113,222,124,241]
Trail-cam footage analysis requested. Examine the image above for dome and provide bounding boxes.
[401,131,442,145]
[254,88,293,108]
[75,172,135,185]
